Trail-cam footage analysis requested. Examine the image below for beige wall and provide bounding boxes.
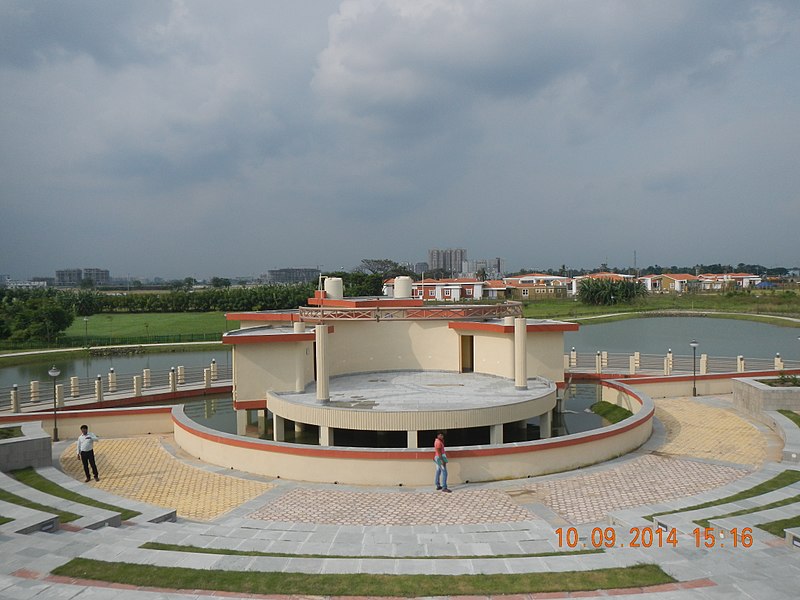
[233,342,313,401]
[268,389,556,431]
[606,377,733,399]
[173,392,653,486]
[326,320,461,375]
[527,331,567,383]
[40,408,173,440]
[472,331,514,378]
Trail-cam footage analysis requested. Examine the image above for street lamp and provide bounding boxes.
[689,340,699,397]
[48,365,61,441]
[83,317,89,347]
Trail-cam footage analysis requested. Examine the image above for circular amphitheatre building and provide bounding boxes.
[173,277,654,486]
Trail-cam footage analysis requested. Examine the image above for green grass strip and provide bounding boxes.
[694,493,800,528]
[778,410,800,428]
[757,515,800,538]
[0,488,81,523]
[10,467,140,521]
[591,401,633,424]
[0,516,13,525]
[53,558,673,596]
[646,470,800,522]
[141,541,602,560]
[0,426,23,440]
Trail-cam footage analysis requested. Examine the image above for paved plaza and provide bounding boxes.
[1,393,798,599]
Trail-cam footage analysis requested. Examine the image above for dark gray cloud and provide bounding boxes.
[1,0,799,280]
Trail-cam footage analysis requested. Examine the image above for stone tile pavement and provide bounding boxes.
[0,394,798,599]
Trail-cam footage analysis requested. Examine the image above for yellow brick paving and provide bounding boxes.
[60,436,272,521]
[654,396,779,466]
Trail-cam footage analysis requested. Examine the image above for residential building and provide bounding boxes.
[55,269,83,287]
[262,268,321,284]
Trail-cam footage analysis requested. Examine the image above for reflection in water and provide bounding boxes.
[182,384,609,447]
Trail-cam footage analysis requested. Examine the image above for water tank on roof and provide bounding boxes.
[324,276,344,300]
[394,276,413,299]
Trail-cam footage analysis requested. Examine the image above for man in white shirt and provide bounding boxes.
[76,424,100,482]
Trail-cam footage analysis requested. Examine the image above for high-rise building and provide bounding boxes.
[262,268,321,284]
[428,248,467,274]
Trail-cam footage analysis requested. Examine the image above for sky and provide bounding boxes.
[1,0,799,280]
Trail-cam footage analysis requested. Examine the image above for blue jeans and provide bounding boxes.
[434,457,448,489]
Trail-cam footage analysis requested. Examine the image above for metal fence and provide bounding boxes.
[0,363,232,413]
[566,351,800,376]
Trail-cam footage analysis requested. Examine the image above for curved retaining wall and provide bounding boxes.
[172,380,654,486]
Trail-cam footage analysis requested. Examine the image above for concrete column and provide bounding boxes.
[273,413,285,442]
[294,421,304,433]
[539,411,552,439]
[256,409,272,442]
[737,355,745,373]
[319,426,333,446]
[10,385,19,413]
[55,384,64,408]
[663,357,671,376]
[490,423,504,445]
[595,352,602,374]
[295,336,306,393]
[143,368,151,388]
[775,354,784,370]
[177,366,185,385]
[30,381,39,403]
[70,376,80,398]
[514,317,527,389]
[315,325,330,401]
[133,375,142,397]
[203,368,211,388]
[629,355,636,375]
[169,369,177,392]
[667,349,673,371]
[108,368,117,393]
[407,430,418,448]
[236,409,248,436]
[570,347,577,368]
[700,354,708,375]
[210,359,218,381]
[95,375,103,402]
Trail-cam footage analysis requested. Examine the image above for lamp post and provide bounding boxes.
[690,340,699,397]
[83,317,89,347]
[48,365,61,441]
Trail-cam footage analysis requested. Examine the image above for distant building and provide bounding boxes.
[413,262,429,275]
[82,268,110,286]
[263,268,321,284]
[428,248,467,273]
[55,269,83,287]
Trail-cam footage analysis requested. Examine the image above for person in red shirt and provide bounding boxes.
[433,432,451,492]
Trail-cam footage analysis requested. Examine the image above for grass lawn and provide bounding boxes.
[591,401,633,424]
[694,492,800,528]
[522,291,800,324]
[0,426,23,439]
[0,488,81,523]
[778,410,800,428]
[10,468,140,521]
[757,515,800,537]
[646,470,800,522]
[141,541,602,560]
[53,558,673,596]
[0,516,12,525]
[64,312,235,338]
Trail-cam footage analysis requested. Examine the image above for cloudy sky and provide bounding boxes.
[1,0,798,280]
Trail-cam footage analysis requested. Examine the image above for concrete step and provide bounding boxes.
[0,471,120,530]
[38,466,176,524]
[0,498,59,534]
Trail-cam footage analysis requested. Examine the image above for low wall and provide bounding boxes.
[0,422,51,471]
[733,378,800,415]
[173,382,653,486]
[38,406,174,440]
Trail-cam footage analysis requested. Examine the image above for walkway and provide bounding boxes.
[0,393,797,599]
